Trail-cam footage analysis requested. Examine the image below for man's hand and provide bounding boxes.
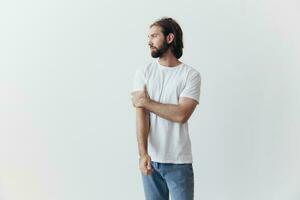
[131,85,151,108]
[139,154,153,175]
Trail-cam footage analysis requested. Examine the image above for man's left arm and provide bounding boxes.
[131,87,198,123]
[131,71,201,124]
[144,97,198,124]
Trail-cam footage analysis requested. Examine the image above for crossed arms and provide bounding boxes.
[131,85,198,157]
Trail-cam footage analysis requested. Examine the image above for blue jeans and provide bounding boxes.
[141,161,194,200]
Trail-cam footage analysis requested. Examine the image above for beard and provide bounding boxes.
[150,40,170,58]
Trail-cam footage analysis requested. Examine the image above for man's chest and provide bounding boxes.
[146,70,185,104]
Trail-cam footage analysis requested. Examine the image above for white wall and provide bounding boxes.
[0,0,299,199]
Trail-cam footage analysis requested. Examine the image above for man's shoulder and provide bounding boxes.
[136,60,155,73]
[182,63,201,77]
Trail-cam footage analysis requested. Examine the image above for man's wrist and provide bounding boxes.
[139,153,149,159]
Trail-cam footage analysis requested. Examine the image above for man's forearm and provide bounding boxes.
[143,100,185,123]
[136,107,150,157]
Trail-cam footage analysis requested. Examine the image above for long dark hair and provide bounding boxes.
[150,17,184,59]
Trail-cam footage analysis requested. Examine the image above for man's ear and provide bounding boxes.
[166,33,175,44]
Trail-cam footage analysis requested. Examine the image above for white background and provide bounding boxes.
[0,0,299,199]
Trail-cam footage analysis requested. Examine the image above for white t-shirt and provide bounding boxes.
[132,59,201,164]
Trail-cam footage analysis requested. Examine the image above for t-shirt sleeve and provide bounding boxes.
[179,70,201,104]
[132,67,146,92]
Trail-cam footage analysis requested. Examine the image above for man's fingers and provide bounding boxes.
[144,167,152,175]
[147,160,152,170]
[143,162,149,175]
[143,85,147,92]
[139,156,153,175]
[143,84,150,98]
[145,158,152,175]
[146,167,153,175]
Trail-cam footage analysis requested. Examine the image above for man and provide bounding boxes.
[131,17,201,200]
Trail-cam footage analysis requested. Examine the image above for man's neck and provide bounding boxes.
[158,51,181,67]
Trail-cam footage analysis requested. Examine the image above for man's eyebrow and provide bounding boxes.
[148,33,158,37]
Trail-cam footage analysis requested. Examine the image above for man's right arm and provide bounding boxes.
[136,107,153,175]
[136,108,149,156]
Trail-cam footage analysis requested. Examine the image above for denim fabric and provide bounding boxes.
[141,161,194,200]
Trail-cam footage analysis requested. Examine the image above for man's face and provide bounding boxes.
[148,26,170,58]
